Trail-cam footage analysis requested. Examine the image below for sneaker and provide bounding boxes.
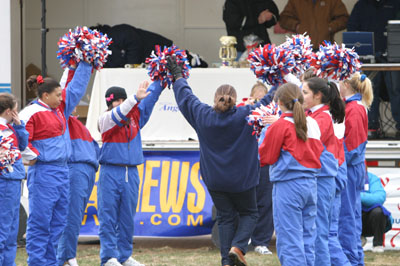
[122,257,145,266]
[254,246,272,255]
[228,247,247,266]
[63,258,79,266]
[361,236,367,247]
[372,246,384,253]
[104,258,122,266]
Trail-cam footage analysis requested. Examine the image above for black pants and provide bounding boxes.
[362,207,387,246]
[208,187,258,266]
[251,165,274,247]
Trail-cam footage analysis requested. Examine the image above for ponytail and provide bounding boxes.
[344,72,373,108]
[275,83,307,141]
[26,75,61,99]
[305,77,345,123]
[213,84,237,113]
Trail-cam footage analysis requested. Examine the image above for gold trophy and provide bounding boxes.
[219,36,237,67]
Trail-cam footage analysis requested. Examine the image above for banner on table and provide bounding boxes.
[79,150,214,237]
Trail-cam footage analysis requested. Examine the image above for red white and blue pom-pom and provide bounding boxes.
[246,101,280,139]
[0,135,20,174]
[145,45,191,88]
[57,26,112,70]
[248,44,296,86]
[280,33,313,77]
[311,41,362,81]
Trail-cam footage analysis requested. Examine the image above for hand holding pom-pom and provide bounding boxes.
[166,55,184,81]
[57,26,112,70]
[145,45,190,88]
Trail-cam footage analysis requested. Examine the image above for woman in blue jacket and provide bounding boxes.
[167,56,273,266]
[361,172,393,253]
[0,93,29,266]
[20,62,92,266]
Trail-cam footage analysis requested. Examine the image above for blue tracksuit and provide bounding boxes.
[98,81,162,265]
[57,116,99,265]
[259,113,323,266]
[339,94,368,266]
[308,105,339,266]
[19,62,92,266]
[0,119,28,266]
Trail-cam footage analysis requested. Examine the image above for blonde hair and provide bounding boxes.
[275,83,307,141]
[344,72,373,108]
[250,82,268,98]
[213,84,237,113]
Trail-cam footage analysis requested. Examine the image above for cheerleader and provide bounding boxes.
[19,62,92,266]
[338,73,373,265]
[259,83,323,266]
[302,77,346,265]
[98,80,163,266]
[0,93,29,266]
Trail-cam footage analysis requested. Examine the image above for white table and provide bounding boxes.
[87,68,260,142]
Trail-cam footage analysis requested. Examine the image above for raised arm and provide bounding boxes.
[61,62,92,119]
[137,81,164,128]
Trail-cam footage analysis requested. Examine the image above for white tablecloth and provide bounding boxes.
[87,68,260,142]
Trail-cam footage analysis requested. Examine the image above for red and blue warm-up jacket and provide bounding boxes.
[19,62,92,164]
[68,116,99,170]
[343,93,368,166]
[309,104,339,178]
[98,81,163,166]
[259,113,324,182]
[0,119,29,180]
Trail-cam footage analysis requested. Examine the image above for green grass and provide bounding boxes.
[15,240,400,266]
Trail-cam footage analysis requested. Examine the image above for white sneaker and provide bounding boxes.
[254,246,272,255]
[104,258,122,266]
[122,257,145,266]
[372,246,384,253]
[64,258,79,266]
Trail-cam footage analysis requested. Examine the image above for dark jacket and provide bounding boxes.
[279,0,348,50]
[347,0,400,54]
[223,0,279,52]
[93,24,173,67]
[172,78,275,192]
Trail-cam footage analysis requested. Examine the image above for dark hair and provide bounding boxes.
[0,93,17,115]
[300,67,317,81]
[304,77,345,123]
[26,75,61,98]
[275,83,307,141]
[213,84,237,113]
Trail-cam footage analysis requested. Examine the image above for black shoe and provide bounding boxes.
[368,128,384,140]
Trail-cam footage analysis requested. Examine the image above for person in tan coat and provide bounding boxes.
[279,0,349,50]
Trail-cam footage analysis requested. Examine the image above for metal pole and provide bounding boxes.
[41,0,47,77]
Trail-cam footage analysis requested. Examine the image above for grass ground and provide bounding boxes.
[15,237,400,266]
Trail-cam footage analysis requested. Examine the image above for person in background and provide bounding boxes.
[279,0,348,50]
[56,69,100,266]
[0,93,29,266]
[238,82,275,255]
[223,0,279,54]
[347,0,400,139]
[97,80,163,266]
[19,62,92,266]
[259,83,324,266]
[361,172,393,253]
[338,72,373,266]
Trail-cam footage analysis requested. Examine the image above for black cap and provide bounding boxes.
[105,86,127,107]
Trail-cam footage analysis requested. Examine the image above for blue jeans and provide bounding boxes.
[369,71,400,130]
[208,187,258,266]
